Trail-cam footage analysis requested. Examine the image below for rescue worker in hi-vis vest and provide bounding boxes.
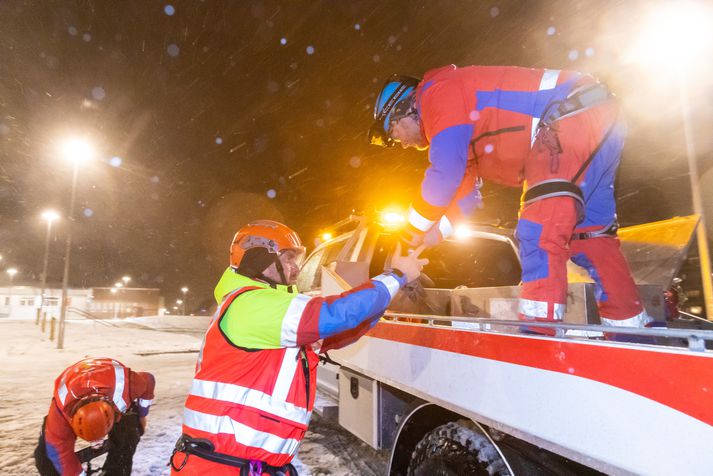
[368,64,653,335]
[170,220,427,475]
[34,357,155,476]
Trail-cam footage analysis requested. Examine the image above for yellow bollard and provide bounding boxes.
[50,317,56,341]
[36,308,41,325]
[41,312,47,333]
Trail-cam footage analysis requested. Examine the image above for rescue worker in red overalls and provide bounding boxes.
[170,220,426,475]
[368,65,652,334]
[34,357,155,475]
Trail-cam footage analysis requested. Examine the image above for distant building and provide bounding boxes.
[0,285,164,320]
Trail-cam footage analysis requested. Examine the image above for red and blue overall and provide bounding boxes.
[407,64,651,329]
[170,267,407,475]
[35,358,155,475]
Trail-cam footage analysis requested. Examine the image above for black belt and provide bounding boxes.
[171,434,297,475]
[571,222,619,240]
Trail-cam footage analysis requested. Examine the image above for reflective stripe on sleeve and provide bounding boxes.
[438,215,454,238]
[111,361,128,412]
[271,347,300,403]
[189,379,310,425]
[138,398,153,407]
[408,206,437,232]
[372,274,401,299]
[531,69,561,146]
[280,294,311,347]
[183,408,301,457]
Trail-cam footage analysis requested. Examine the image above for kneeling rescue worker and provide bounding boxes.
[170,220,427,475]
[368,64,653,335]
[34,357,155,475]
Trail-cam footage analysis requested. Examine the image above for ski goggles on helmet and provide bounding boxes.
[368,74,421,147]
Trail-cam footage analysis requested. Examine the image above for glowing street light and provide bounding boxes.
[181,286,188,314]
[122,276,131,286]
[37,209,60,324]
[114,282,123,288]
[58,137,94,349]
[630,1,713,320]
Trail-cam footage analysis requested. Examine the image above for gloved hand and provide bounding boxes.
[390,242,429,283]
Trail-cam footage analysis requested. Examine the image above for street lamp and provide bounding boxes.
[57,137,93,349]
[6,267,17,318]
[37,209,60,324]
[122,276,131,286]
[181,286,188,315]
[628,2,713,320]
[110,287,118,319]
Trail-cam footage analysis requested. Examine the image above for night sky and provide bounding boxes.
[2,0,712,312]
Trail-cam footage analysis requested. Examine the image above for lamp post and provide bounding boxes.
[181,286,188,315]
[110,287,118,319]
[37,210,60,325]
[6,267,17,318]
[176,299,184,315]
[57,138,93,349]
[630,2,713,319]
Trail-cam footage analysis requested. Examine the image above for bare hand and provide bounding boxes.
[391,242,429,283]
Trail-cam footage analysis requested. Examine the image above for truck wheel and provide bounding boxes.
[407,420,510,476]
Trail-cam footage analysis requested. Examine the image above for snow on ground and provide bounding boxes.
[0,318,385,475]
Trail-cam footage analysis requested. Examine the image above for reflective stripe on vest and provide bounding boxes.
[57,375,69,405]
[189,377,310,426]
[184,285,313,459]
[183,408,301,457]
[111,360,127,412]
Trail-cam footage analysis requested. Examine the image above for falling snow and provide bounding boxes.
[91,86,106,100]
[167,43,180,56]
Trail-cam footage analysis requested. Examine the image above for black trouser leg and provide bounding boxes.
[34,418,61,476]
[102,412,142,476]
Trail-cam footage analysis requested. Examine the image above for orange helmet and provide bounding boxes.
[70,398,115,442]
[230,220,305,273]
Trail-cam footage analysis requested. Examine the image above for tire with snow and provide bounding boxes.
[407,420,510,476]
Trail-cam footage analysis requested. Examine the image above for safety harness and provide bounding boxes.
[171,434,298,476]
[523,81,619,238]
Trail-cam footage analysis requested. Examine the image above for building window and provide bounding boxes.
[20,297,35,306]
[44,297,59,306]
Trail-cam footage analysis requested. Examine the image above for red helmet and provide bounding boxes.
[230,220,305,271]
[70,398,115,442]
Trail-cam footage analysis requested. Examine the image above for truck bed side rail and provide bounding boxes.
[383,312,713,352]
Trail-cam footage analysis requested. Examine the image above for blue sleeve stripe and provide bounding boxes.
[317,274,405,338]
[423,124,474,207]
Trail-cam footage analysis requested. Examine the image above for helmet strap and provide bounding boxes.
[253,253,289,287]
